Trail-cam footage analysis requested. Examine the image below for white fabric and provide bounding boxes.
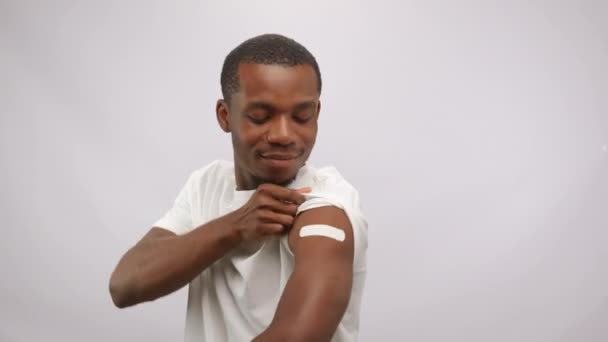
[154,160,368,342]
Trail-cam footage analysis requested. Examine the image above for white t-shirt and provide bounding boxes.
[154,160,368,342]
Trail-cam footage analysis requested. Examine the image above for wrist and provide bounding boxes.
[218,211,244,246]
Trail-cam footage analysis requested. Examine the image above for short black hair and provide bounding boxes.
[220,33,322,104]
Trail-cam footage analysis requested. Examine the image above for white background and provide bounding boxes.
[1,1,607,341]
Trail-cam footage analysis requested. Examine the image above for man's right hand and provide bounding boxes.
[226,184,311,241]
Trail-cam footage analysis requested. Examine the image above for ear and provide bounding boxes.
[216,99,231,133]
[316,100,321,119]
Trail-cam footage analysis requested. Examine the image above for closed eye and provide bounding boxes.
[247,112,271,124]
[293,116,311,124]
[293,109,315,124]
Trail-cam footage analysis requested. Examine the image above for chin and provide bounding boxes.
[262,171,297,187]
[254,156,305,186]
[255,165,301,186]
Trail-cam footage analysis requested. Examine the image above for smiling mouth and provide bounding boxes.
[258,152,302,169]
[259,151,301,160]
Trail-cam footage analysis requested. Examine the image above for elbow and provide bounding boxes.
[109,273,137,309]
[109,288,129,309]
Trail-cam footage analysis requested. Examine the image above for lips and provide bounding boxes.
[259,151,301,169]
[260,153,298,160]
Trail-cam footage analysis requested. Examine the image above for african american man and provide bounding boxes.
[109,33,368,342]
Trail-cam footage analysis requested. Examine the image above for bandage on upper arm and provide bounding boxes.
[299,224,345,242]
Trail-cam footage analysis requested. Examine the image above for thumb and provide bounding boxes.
[295,187,312,193]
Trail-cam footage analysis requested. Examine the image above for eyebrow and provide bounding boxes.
[244,102,276,113]
[245,101,275,111]
[292,101,317,112]
[243,100,316,113]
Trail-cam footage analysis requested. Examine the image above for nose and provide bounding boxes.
[266,115,294,146]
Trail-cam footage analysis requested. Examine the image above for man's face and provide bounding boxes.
[217,63,320,189]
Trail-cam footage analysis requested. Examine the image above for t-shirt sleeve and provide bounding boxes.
[295,171,369,272]
[152,173,196,235]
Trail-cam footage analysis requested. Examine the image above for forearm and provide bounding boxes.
[253,271,351,342]
[109,215,241,308]
[253,326,322,342]
[253,319,330,342]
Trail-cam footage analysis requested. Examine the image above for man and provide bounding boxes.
[109,33,368,342]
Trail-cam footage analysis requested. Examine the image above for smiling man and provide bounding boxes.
[109,34,368,342]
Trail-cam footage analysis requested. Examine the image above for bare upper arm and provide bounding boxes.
[288,206,353,256]
[258,206,354,341]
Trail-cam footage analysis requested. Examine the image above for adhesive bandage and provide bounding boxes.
[299,224,345,242]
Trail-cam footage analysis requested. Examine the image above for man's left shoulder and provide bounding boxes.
[306,166,362,210]
[291,165,369,272]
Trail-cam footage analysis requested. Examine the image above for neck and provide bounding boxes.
[234,160,295,191]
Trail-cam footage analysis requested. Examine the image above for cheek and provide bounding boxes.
[299,125,318,145]
[235,123,265,149]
